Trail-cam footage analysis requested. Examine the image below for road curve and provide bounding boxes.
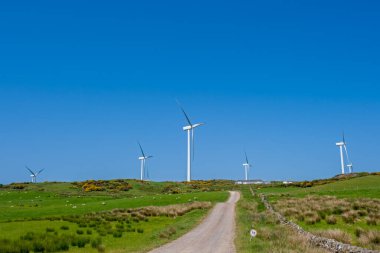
[148,191,240,253]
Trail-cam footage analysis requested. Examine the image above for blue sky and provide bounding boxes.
[0,0,379,184]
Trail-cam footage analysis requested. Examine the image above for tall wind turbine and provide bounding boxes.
[138,142,153,181]
[177,100,204,182]
[26,166,44,183]
[242,152,252,181]
[336,133,346,174]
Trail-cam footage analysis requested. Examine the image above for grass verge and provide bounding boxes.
[235,186,329,253]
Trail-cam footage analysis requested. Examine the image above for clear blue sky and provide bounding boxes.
[1,0,379,184]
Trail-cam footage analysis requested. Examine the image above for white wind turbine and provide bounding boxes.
[242,152,252,181]
[177,101,204,182]
[26,166,44,183]
[138,142,153,181]
[336,132,353,174]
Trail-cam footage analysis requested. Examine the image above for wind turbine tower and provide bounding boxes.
[242,152,252,181]
[138,142,153,181]
[177,101,204,182]
[347,164,353,173]
[336,140,345,174]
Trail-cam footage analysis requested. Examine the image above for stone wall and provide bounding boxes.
[255,191,379,253]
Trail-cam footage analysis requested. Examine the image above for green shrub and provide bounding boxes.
[57,239,70,251]
[355,228,365,237]
[46,227,55,232]
[32,241,45,252]
[332,207,343,215]
[113,231,123,238]
[60,225,69,230]
[77,238,88,248]
[91,237,102,248]
[317,211,326,220]
[97,244,106,253]
[78,223,87,228]
[326,215,337,225]
[98,230,107,236]
[76,229,84,235]
[20,232,35,241]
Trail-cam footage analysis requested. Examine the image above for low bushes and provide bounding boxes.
[356,229,380,250]
[0,232,94,253]
[159,226,176,239]
[274,195,380,227]
[314,229,352,244]
[72,179,132,192]
[326,215,337,225]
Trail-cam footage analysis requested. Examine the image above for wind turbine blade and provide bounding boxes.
[176,99,192,126]
[192,128,195,160]
[37,169,44,175]
[342,131,346,144]
[25,166,35,176]
[138,142,145,157]
[343,144,351,164]
[245,152,249,164]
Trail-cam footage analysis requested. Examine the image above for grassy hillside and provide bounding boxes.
[0,179,232,253]
[256,174,380,198]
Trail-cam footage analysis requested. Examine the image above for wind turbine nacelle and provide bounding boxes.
[183,123,204,131]
[336,142,344,146]
[138,157,145,160]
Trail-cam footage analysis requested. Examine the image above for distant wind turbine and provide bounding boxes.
[242,152,252,181]
[138,142,153,181]
[25,166,44,183]
[177,100,204,182]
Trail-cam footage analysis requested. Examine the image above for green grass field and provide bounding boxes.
[0,180,230,253]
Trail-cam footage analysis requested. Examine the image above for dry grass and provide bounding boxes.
[273,195,380,251]
[314,229,352,244]
[357,230,380,250]
[130,201,212,218]
[274,195,380,226]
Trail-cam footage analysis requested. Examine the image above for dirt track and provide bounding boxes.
[148,191,240,253]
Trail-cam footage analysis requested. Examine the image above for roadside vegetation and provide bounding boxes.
[0,179,232,252]
[235,187,328,252]
[249,174,380,251]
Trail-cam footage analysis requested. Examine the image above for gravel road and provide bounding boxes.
[148,191,240,253]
